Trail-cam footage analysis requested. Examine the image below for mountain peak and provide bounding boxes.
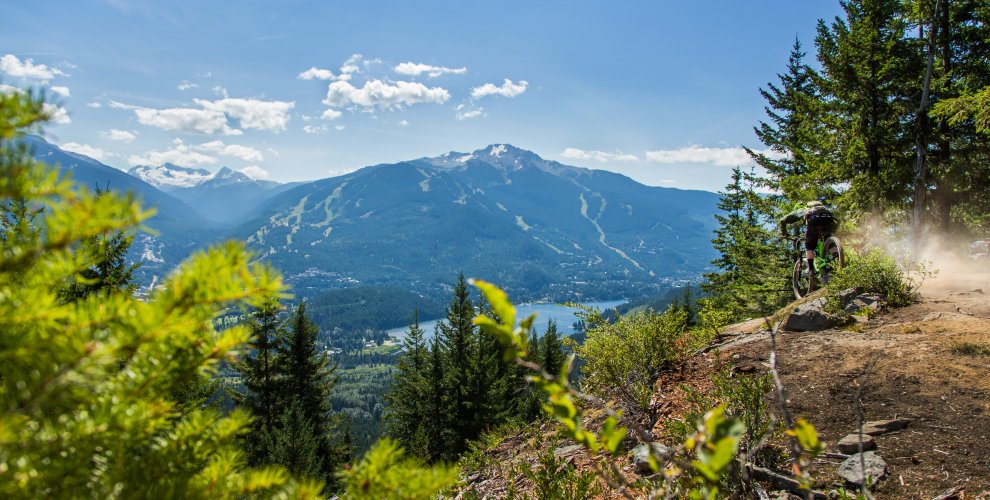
[128,163,213,191]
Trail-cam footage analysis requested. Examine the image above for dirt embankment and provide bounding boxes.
[724,270,990,498]
[460,267,989,499]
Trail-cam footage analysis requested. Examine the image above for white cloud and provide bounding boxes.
[323,79,450,110]
[0,84,21,94]
[127,139,217,167]
[239,165,270,180]
[177,80,199,91]
[194,97,294,132]
[561,148,638,163]
[334,125,345,131]
[644,145,785,167]
[394,62,467,78]
[49,85,70,97]
[197,139,264,162]
[100,129,137,142]
[339,54,363,76]
[471,79,528,99]
[212,85,228,97]
[0,54,67,81]
[112,100,239,135]
[42,103,70,124]
[62,142,113,162]
[298,66,337,81]
[303,124,327,134]
[86,101,102,108]
[320,108,342,120]
[399,119,409,127]
[456,107,484,120]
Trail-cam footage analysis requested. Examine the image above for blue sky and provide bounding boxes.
[2,1,843,191]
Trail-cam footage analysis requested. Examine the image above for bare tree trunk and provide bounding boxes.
[913,0,942,253]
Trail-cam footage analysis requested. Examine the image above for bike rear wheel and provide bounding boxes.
[819,236,844,286]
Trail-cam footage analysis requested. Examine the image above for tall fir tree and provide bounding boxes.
[424,335,450,462]
[747,38,831,203]
[279,301,342,486]
[540,320,565,377]
[383,309,429,457]
[237,296,286,464]
[816,0,921,212]
[703,168,790,319]
[437,273,477,454]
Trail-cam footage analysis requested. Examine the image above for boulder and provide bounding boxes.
[630,442,670,474]
[860,418,911,436]
[553,444,583,458]
[838,287,864,304]
[837,452,887,486]
[843,293,884,315]
[837,433,876,454]
[783,298,848,332]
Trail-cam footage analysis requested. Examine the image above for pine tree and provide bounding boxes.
[424,335,450,462]
[703,168,790,319]
[436,273,477,453]
[267,399,324,478]
[279,301,341,485]
[58,187,141,302]
[237,296,286,464]
[816,0,921,211]
[540,320,565,377]
[0,89,318,496]
[383,309,429,457]
[747,38,830,202]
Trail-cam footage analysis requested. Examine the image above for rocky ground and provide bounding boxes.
[458,267,990,499]
[723,271,990,498]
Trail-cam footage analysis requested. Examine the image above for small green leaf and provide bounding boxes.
[787,418,823,458]
[471,279,515,332]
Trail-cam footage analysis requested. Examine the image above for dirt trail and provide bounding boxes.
[726,270,990,498]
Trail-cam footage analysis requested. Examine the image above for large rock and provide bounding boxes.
[837,452,887,486]
[843,293,884,315]
[837,433,876,454]
[783,298,848,332]
[631,442,670,474]
[860,418,911,436]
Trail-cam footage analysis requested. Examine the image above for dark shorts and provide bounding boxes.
[806,216,836,251]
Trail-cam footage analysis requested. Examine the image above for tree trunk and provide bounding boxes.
[913,0,942,250]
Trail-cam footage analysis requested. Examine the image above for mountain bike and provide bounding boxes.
[791,230,844,299]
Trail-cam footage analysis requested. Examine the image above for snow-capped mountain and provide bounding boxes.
[127,163,214,191]
[236,143,720,300]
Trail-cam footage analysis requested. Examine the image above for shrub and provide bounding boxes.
[949,342,990,356]
[339,439,457,499]
[517,447,602,500]
[575,306,693,425]
[825,248,933,310]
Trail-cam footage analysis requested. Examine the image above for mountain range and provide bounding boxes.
[27,137,720,301]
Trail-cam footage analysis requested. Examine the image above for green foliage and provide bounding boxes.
[339,439,457,500]
[516,447,603,500]
[825,248,934,310]
[574,305,692,425]
[932,85,990,135]
[668,362,778,470]
[0,89,319,497]
[703,168,792,321]
[949,341,990,356]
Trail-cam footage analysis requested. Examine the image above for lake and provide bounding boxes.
[386,300,626,340]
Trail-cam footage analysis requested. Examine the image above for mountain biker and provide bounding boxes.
[780,200,837,290]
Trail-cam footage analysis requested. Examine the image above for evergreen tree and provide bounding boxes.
[815,0,921,211]
[236,296,286,464]
[0,89,318,496]
[747,38,831,202]
[267,399,324,479]
[540,320,565,377]
[383,309,429,457]
[436,273,477,454]
[279,301,341,485]
[424,335,450,462]
[703,168,790,319]
[58,187,141,302]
